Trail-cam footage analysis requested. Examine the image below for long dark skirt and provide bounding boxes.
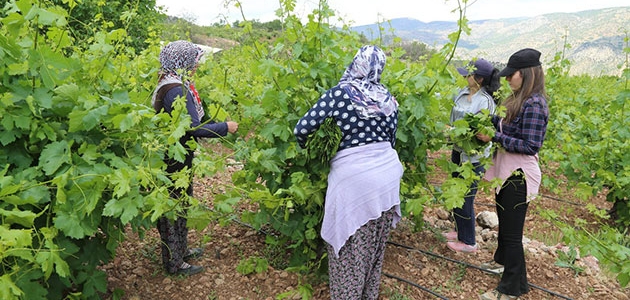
[327,208,396,300]
[157,152,193,274]
[157,214,188,273]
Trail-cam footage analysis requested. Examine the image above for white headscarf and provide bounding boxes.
[339,45,398,119]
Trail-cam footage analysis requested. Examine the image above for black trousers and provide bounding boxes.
[494,171,530,296]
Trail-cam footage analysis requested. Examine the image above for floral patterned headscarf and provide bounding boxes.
[152,40,205,109]
[159,40,204,79]
[339,45,398,119]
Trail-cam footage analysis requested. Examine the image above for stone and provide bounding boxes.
[476,211,498,228]
[436,208,450,220]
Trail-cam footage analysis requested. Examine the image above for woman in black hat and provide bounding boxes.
[476,48,549,300]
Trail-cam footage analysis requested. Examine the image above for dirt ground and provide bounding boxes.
[102,146,629,300]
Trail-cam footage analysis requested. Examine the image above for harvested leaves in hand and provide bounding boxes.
[447,110,495,156]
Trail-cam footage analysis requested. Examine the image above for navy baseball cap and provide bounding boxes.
[457,58,494,77]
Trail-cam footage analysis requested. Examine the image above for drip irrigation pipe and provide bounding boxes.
[429,181,604,209]
[540,194,587,207]
[232,218,572,300]
[387,241,574,300]
[382,272,449,299]
[231,218,450,299]
[226,209,575,299]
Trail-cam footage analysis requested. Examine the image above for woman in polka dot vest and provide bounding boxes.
[294,45,403,300]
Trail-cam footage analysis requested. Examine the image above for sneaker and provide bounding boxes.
[447,241,478,253]
[441,231,457,241]
[480,261,504,274]
[479,289,518,300]
[175,262,204,276]
[183,247,204,261]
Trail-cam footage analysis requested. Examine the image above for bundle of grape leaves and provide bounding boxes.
[447,110,495,156]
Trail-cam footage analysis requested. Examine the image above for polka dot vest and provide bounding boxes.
[294,85,398,151]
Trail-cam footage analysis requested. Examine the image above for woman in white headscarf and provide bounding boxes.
[152,40,238,276]
[294,45,403,299]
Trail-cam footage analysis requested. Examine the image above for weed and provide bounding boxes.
[277,283,314,299]
[444,264,466,292]
[381,286,413,300]
[236,256,269,275]
[261,240,291,270]
[201,231,213,245]
[555,246,585,276]
[140,238,160,264]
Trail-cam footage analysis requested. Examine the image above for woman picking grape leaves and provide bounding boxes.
[476,48,549,300]
[442,58,499,253]
[152,40,238,276]
[293,45,403,299]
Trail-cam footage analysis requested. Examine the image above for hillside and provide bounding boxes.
[351,7,630,76]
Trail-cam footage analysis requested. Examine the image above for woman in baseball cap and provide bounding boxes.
[477,48,549,300]
[442,58,499,254]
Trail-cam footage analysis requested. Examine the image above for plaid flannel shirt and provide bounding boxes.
[492,93,549,155]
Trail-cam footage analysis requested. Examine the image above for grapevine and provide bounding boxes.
[1,1,629,299]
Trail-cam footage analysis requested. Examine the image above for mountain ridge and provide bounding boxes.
[351,7,630,76]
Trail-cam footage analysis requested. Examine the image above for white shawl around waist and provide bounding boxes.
[321,142,403,257]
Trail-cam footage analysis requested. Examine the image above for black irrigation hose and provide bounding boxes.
[230,217,449,298]
[429,181,605,209]
[540,194,588,207]
[387,241,498,275]
[227,208,576,299]
[382,272,449,300]
[387,241,574,300]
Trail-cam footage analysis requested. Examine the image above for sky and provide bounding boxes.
[155,0,629,27]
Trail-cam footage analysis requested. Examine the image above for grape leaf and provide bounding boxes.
[39,141,70,175]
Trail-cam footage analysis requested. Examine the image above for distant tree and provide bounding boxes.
[231,19,282,32]
[260,19,282,31]
[398,41,434,62]
[161,15,197,42]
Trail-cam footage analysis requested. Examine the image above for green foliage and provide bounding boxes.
[51,0,163,52]
[446,110,495,156]
[544,38,630,228]
[555,246,585,276]
[205,0,461,274]
[3,0,630,297]
[558,223,630,287]
[236,256,269,275]
[305,118,341,168]
[223,0,361,273]
[0,1,225,298]
[394,40,436,62]
[276,283,314,300]
[540,35,630,287]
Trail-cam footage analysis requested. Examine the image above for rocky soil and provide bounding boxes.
[102,146,629,300]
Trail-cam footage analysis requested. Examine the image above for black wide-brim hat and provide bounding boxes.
[498,48,542,77]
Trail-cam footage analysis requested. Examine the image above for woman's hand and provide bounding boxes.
[226,121,239,134]
[476,132,491,143]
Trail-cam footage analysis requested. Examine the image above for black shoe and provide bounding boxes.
[183,247,204,261]
[176,263,204,276]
